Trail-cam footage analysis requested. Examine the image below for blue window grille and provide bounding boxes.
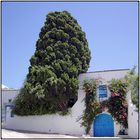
[99,85,107,98]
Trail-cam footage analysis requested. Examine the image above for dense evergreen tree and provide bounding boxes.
[13,11,91,115]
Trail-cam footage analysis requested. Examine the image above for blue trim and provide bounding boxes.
[99,85,107,98]
[5,104,15,108]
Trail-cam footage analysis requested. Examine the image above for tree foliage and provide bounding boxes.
[12,11,91,115]
[125,66,138,111]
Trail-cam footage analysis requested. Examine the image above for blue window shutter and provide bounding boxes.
[99,85,107,98]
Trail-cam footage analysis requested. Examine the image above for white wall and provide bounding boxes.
[2,90,19,106]
[2,90,19,123]
[5,70,131,136]
[127,91,138,138]
[79,70,129,85]
[5,88,86,136]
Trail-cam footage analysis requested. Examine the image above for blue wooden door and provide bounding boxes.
[94,113,114,137]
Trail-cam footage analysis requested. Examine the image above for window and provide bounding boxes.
[67,96,77,108]
[99,85,107,98]
[8,99,12,102]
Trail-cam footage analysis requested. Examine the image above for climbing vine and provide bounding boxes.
[108,79,128,128]
[81,78,128,134]
[82,79,102,134]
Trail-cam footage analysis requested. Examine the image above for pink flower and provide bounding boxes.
[111,92,120,97]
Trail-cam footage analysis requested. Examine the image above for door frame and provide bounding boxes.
[93,112,114,137]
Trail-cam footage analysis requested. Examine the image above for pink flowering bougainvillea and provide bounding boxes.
[108,79,128,128]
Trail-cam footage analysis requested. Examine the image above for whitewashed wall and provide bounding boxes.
[127,91,138,138]
[5,88,86,136]
[2,90,19,106]
[5,70,133,136]
[2,90,19,122]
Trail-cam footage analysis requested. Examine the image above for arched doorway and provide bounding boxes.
[93,113,114,137]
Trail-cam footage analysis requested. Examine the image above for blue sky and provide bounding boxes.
[2,2,138,89]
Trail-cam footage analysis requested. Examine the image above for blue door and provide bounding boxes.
[94,113,114,137]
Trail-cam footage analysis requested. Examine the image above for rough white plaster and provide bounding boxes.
[127,91,138,138]
[2,90,19,107]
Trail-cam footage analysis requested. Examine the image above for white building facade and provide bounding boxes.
[2,85,19,123]
[3,69,139,138]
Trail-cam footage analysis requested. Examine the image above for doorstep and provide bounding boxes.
[118,135,129,138]
[82,135,120,138]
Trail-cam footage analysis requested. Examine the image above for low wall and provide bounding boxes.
[5,89,86,136]
[5,113,85,136]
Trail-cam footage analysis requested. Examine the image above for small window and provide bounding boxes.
[99,85,107,98]
[67,96,77,108]
[8,99,12,102]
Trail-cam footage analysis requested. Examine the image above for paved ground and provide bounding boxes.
[2,129,127,139]
[2,129,79,138]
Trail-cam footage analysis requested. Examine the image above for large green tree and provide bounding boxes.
[13,11,91,115]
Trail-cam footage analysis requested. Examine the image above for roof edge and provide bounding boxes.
[81,69,130,75]
[2,89,19,91]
